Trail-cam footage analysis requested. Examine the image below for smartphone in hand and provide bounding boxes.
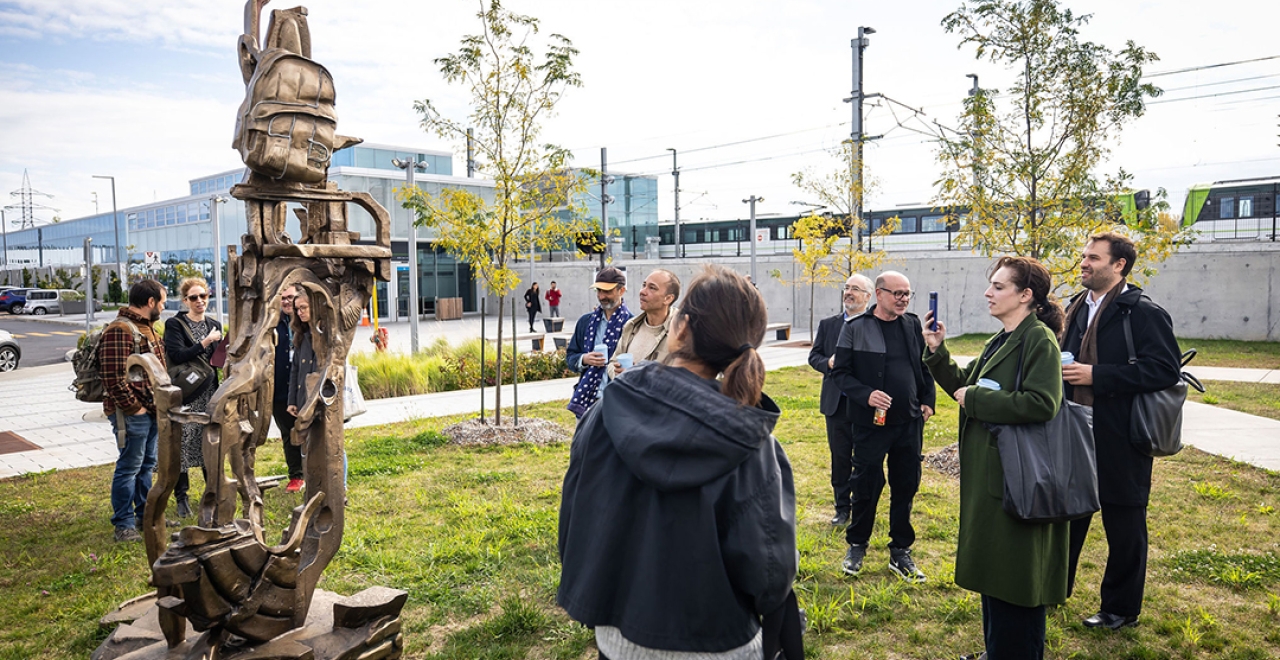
[929,291,939,331]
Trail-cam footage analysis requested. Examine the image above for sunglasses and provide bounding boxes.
[186,293,210,302]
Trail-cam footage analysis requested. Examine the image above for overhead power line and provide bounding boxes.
[1144,54,1280,78]
[1149,83,1280,105]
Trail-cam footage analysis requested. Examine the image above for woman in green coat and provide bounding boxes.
[922,256,1068,660]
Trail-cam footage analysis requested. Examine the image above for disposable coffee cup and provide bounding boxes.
[1061,351,1075,365]
[616,353,633,369]
[976,378,1002,391]
[594,343,609,360]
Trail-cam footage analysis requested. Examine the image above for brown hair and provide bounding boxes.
[989,256,1063,334]
[1088,231,1137,277]
[128,279,165,308]
[669,265,766,406]
[178,277,210,300]
[290,287,311,348]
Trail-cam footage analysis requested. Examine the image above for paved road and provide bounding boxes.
[0,316,84,368]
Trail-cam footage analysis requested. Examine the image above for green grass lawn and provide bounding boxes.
[1190,381,1280,422]
[944,334,1280,370]
[3,367,1280,659]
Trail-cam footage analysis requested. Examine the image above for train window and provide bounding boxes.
[898,216,918,233]
[1239,196,1253,218]
[1220,197,1235,219]
[921,215,947,232]
[683,229,699,244]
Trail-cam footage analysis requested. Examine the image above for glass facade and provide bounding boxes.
[576,173,660,253]
[189,169,245,196]
[330,145,452,176]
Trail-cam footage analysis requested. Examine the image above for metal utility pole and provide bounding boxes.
[1,209,7,268]
[600,148,614,267]
[209,196,227,324]
[844,27,875,250]
[667,148,681,258]
[10,170,56,229]
[393,157,429,354]
[92,175,125,289]
[84,238,94,331]
[743,196,764,283]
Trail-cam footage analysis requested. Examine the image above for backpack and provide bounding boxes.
[70,319,141,403]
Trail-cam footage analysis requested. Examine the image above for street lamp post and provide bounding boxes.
[742,196,764,283]
[209,196,228,324]
[92,175,125,292]
[1,209,8,269]
[393,157,428,354]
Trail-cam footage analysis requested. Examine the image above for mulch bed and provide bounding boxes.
[441,417,571,447]
[924,443,960,479]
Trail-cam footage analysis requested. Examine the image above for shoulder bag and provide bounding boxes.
[1122,310,1205,457]
[985,340,1100,524]
[167,320,215,403]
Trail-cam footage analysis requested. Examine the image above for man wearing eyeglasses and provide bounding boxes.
[273,284,304,493]
[830,271,935,583]
[809,273,874,527]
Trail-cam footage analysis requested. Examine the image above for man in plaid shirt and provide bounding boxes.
[100,279,168,542]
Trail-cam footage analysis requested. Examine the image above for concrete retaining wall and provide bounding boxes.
[489,243,1280,342]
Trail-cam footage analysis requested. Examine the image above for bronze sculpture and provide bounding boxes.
[94,2,403,658]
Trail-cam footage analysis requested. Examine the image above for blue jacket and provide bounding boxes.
[565,307,632,372]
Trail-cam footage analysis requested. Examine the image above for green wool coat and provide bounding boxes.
[923,313,1070,608]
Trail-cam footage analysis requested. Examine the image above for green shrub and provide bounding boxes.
[351,340,574,400]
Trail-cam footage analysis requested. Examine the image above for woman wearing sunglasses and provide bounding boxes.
[163,277,223,518]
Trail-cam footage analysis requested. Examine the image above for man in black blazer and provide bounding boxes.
[1061,232,1181,630]
[808,273,873,526]
[830,271,936,583]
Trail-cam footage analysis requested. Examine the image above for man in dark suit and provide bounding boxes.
[808,273,873,526]
[1061,231,1181,630]
[831,271,936,583]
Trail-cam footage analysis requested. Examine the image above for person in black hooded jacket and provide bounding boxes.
[558,265,799,660]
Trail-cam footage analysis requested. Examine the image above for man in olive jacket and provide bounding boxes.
[830,271,935,582]
[1061,232,1181,630]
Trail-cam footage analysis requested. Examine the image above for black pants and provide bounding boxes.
[273,399,303,480]
[825,397,855,515]
[845,417,923,548]
[527,309,538,331]
[173,467,207,502]
[982,594,1046,659]
[1067,503,1148,617]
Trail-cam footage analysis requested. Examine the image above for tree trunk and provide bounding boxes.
[809,281,816,343]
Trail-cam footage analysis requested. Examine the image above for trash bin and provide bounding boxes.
[543,317,564,333]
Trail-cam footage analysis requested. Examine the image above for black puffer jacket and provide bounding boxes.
[557,362,797,653]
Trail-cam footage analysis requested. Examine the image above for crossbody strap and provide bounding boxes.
[1121,309,1138,365]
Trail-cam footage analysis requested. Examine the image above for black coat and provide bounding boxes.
[1060,285,1181,506]
[163,312,221,399]
[808,313,848,416]
[558,363,796,653]
[830,306,936,425]
[524,288,542,314]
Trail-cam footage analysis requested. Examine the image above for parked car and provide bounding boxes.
[0,288,30,314]
[0,329,19,372]
[23,289,99,315]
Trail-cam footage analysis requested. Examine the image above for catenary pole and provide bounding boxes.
[743,196,764,284]
[667,148,680,258]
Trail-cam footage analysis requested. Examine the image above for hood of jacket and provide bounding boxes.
[599,362,780,492]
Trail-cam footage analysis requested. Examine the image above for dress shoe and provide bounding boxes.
[830,511,850,526]
[1083,611,1138,629]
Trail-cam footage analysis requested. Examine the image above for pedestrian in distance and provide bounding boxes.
[1061,232,1181,631]
[558,264,801,660]
[808,273,873,526]
[545,280,562,318]
[830,270,935,583]
[524,282,542,332]
[163,277,222,519]
[923,256,1070,660]
[100,279,168,543]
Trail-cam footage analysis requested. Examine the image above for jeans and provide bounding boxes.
[109,412,158,530]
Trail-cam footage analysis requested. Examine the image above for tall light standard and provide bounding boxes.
[209,196,228,324]
[844,26,875,251]
[393,157,428,354]
[1,209,7,268]
[742,195,764,284]
[667,148,681,258]
[92,175,126,291]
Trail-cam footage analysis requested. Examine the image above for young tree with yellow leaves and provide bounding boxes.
[403,0,594,424]
[935,0,1189,288]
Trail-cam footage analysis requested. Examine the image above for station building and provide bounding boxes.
[1,142,658,319]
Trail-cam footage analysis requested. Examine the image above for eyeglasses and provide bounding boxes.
[844,286,867,294]
[186,293,210,302]
[281,295,296,302]
[877,288,914,301]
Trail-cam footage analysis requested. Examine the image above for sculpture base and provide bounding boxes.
[92,586,406,660]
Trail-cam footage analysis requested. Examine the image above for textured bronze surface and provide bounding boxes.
[95,1,405,658]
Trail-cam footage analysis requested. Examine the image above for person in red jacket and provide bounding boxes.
[545,281,562,317]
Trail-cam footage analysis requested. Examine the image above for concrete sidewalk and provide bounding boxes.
[1,320,1277,479]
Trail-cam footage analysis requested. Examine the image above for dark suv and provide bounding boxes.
[0,288,30,314]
